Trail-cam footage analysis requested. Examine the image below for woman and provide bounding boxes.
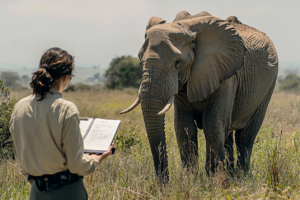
[9,47,114,200]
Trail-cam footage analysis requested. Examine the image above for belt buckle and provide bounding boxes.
[60,174,70,184]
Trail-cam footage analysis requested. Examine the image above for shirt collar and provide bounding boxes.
[49,88,63,98]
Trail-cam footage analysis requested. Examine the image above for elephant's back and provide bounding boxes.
[227,18,278,69]
[228,18,278,130]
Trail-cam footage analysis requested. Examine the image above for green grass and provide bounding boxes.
[2,90,300,199]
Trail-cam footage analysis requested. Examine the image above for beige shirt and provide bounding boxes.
[9,89,99,176]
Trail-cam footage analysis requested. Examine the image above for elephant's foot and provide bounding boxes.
[225,131,235,175]
[156,170,169,185]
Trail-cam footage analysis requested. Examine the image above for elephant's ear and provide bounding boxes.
[173,11,212,22]
[181,16,245,102]
[146,17,166,30]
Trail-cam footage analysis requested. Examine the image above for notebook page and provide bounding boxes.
[83,119,121,153]
[79,118,94,138]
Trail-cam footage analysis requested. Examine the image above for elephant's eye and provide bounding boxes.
[175,60,181,70]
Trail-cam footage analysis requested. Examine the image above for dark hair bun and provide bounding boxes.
[30,47,74,101]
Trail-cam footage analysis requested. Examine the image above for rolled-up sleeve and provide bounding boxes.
[61,110,99,176]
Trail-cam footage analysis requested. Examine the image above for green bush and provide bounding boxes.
[0,79,17,159]
[115,125,140,151]
[278,74,300,93]
[0,71,21,89]
[105,55,142,89]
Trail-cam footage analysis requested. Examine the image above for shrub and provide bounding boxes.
[0,79,17,159]
[105,55,142,89]
[0,71,21,89]
[115,125,140,151]
[278,73,300,93]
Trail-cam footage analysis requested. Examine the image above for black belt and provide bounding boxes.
[28,170,82,192]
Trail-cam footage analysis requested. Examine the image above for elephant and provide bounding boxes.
[120,11,278,180]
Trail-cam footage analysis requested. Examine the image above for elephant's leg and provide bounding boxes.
[174,104,198,169]
[202,78,236,173]
[203,121,227,174]
[235,114,263,172]
[235,81,275,172]
[225,131,234,172]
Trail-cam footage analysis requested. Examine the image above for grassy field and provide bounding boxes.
[1,89,300,199]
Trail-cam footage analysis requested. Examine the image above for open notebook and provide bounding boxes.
[80,118,121,153]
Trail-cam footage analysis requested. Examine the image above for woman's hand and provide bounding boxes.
[90,143,115,163]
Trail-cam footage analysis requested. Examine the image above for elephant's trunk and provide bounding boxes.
[141,101,168,181]
[139,66,170,181]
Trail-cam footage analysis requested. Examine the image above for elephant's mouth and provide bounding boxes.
[119,95,174,115]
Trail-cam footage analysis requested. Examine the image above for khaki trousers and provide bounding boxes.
[29,177,88,200]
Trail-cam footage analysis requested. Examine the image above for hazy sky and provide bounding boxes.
[0,0,299,69]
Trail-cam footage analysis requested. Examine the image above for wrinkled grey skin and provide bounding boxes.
[122,11,278,180]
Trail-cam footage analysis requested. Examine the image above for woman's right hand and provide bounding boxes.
[90,143,115,163]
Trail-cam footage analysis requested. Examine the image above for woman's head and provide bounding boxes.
[30,47,74,100]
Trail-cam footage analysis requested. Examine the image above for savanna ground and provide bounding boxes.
[1,89,300,199]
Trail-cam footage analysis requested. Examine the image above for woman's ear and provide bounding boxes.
[146,16,166,30]
[62,75,67,82]
[179,16,246,102]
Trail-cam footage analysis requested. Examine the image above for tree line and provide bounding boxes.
[1,56,300,93]
[1,56,300,159]
[0,55,142,90]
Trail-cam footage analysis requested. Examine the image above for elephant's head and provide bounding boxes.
[120,11,245,178]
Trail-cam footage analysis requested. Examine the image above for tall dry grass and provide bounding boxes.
[1,90,300,199]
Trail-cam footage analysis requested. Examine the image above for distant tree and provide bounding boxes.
[105,56,142,89]
[278,73,300,92]
[0,71,21,88]
[85,77,95,83]
[94,72,100,80]
[21,75,30,87]
[0,79,17,159]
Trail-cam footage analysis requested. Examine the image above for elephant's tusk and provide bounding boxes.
[119,98,140,114]
[158,95,174,115]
